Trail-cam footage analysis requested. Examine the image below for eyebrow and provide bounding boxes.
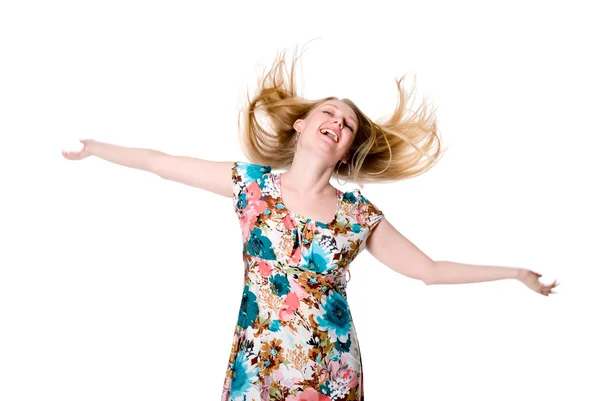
[323,103,358,129]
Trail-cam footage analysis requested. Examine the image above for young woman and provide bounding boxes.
[62,48,558,400]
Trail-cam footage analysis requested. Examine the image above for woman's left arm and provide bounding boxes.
[429,261,559,296]
[366,218,559,296]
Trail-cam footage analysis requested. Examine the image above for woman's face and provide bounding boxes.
[294,99,358,164]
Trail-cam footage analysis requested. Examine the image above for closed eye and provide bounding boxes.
[323,110,354,133]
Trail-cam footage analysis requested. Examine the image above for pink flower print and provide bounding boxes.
[328,359,342,379]
[239,181,268,240]
[341,368,358,389]
[290,245,302,266]
[258,260,273,277]
[289,278,308,300]
[244,181,262,202]
[322,354,358,390]
[355,206,365,225]
[278,292,299,321]
[326,353,352,381]
[283,215,297,230]
[240,209,260,240]
[285,388,332,401]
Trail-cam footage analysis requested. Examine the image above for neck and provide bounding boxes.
[281,162,336,197]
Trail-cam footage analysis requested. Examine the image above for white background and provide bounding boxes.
[1,0,598,400]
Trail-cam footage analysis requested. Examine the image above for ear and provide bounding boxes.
[341,152,350,163]
[293,119,304,133]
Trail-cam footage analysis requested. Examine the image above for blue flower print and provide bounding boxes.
[319,382,332,396]
[226,163,386,398]
[269,319,281,332]
[299,242,336,273]
[236,191,247,210]
[246,227,277,260]
[269,274,291,297]
[342,191,358,204]
[237,163,271,189]
[335,336,352,353]
[237,285,259,329]
[230,350,259,398]
[316,291,352,342]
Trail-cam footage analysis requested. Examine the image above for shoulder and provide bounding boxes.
[357,189,381,208]
[231,162,273,203]
[354,188,385,228]
[232,161,272,184]
[340,188,378,207]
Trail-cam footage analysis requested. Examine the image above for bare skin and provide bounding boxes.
[278,99,358,223]
[61,99,560,297]
[62,141,91,160]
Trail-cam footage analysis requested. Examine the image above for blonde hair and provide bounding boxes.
[237,46,445,188]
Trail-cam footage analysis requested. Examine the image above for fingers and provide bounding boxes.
[61,150,75,159]
[62,149,82,160]
[540,279,560,296]
[527,271,560,297]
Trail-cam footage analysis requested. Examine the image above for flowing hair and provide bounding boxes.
[237,45,445,188]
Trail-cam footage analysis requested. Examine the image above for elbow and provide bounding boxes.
[148,151,170,178]
[422,261,437,285]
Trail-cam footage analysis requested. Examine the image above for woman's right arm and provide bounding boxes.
[62,140,234,198]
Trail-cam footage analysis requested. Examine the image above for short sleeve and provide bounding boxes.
[231,161,272,213]
[231,161,245,206]
[357,190,385,230]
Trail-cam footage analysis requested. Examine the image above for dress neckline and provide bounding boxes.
[274,172,342,226]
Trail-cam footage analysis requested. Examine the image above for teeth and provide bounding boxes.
[320,129,338,143]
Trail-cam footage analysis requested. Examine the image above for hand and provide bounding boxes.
[518,269,559,296]
[61,139,92,160]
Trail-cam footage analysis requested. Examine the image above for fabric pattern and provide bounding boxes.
[222,161,385,401]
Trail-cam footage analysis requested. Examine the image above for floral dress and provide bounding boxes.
[222,161,385,401]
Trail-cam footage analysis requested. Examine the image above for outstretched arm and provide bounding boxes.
[366,218,559,296]
[62,139,234,197]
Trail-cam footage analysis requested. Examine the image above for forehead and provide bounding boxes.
[319,100,357,121]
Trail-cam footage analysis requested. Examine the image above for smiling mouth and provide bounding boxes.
[320,128,338,143]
